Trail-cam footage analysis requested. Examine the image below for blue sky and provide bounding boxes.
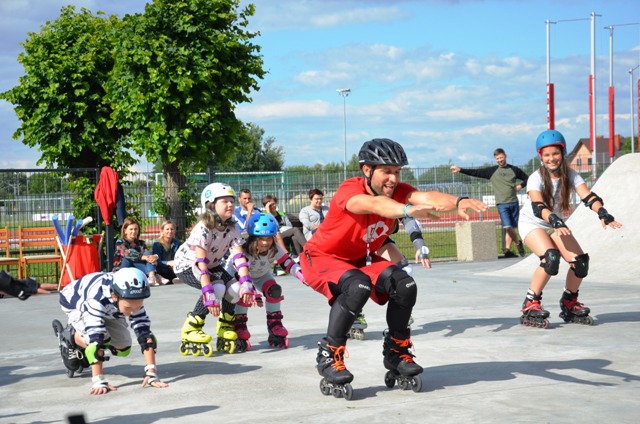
[1,0,639,171]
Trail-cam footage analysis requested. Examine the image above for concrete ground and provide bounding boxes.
[1,258,639,424]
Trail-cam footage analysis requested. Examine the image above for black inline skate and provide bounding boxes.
[520,289,550,328]
[52,320,88,378]
[382,331,423,392]
[559,290,594,325]
[266,311,289,348]
[317,337,354,400]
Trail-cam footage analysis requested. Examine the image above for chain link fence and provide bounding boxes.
[1,161,605,284]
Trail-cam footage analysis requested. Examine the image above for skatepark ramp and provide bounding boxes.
[484,153,640,284]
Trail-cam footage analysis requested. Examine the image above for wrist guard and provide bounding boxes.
[597,207,615,225]
[144,364,158,384]
[548,213,567,229]
[202,283,225,307]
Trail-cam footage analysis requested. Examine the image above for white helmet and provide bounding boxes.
[111,268,150,299]
[201,183,236,209]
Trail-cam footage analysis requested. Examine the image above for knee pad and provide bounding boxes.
[336,269,372,313]
[571,253,589,278]
[539,248,561,276]
[112,346,132,357]
[377,266,417,308]
[262,279,283,303]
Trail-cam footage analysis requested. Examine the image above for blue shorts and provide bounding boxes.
[496,202,520,229]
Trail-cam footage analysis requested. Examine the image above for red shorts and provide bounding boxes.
[300,249,394,306]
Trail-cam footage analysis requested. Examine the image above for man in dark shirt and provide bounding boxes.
[451,148,528,257]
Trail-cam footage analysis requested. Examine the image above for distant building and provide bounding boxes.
[567,135,621,172]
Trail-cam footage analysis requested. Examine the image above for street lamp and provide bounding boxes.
[337,88,351,180]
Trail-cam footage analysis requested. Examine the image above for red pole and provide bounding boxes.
[608,86,614,158]
[589,75,594,151]
[547,83,555,129]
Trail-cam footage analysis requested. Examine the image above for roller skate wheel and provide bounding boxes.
[193,345,202,356]
[384,371,396,389]
[52,320,64,337]
[582,316,594,325]
[66,368,75,378]
[411,375,423,392]
[179,343,189,356]
[399,379,409,390]
[343,383,353,400]
[227,340,236,354]
[202,343,214,357]
[319,378,331,396]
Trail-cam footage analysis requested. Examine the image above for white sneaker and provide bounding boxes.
[149,275,161,287]
[160,276,171,285]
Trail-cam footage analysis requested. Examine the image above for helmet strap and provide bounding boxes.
[365,165,379,196]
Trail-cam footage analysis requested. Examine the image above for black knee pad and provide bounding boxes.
[336,269,372,313]
[539,248,561,276]
[571,253,589,278]
[377,266,417,308]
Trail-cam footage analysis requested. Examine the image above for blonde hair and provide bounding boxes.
[157,220,175,250]
[200,202,234,230]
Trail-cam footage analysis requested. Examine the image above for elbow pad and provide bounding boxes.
[581,192,603,209]
[531,201,549,220]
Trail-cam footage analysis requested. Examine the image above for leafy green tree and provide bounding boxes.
[218,123,284,172]
[106,0,265,234]
[0,7,137,231]
[0,6,134,171]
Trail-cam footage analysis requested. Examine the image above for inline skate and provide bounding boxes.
[52,320,88,377]
[233,313,251,348]
[317,337,354,400]
[267,311,289,348]
[348,312,367,340]
[179,312,214,357]
[217,312,249,353]
[382,331,423,392]
[559,290,594,325]
[520,290,550,328]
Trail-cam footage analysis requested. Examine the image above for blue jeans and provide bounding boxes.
[119,257,156,275]
[496,202,519,229]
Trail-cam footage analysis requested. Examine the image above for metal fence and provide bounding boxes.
[1,161,606,284]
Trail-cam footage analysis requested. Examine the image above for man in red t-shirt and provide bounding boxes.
[300,138,487,392]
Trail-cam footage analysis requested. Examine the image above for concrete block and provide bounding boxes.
[455,221,497,261]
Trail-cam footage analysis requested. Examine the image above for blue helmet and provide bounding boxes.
[536,130,566,157]
[248,213,278,236]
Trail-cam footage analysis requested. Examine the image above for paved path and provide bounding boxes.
[1,258,639,423]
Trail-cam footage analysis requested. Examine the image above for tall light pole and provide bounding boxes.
[604,22,639,160]
[631,66,639,154]
[545,16,590,130]
[337,88,351,180]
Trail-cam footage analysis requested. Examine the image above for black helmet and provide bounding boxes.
[358,138,409,167]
